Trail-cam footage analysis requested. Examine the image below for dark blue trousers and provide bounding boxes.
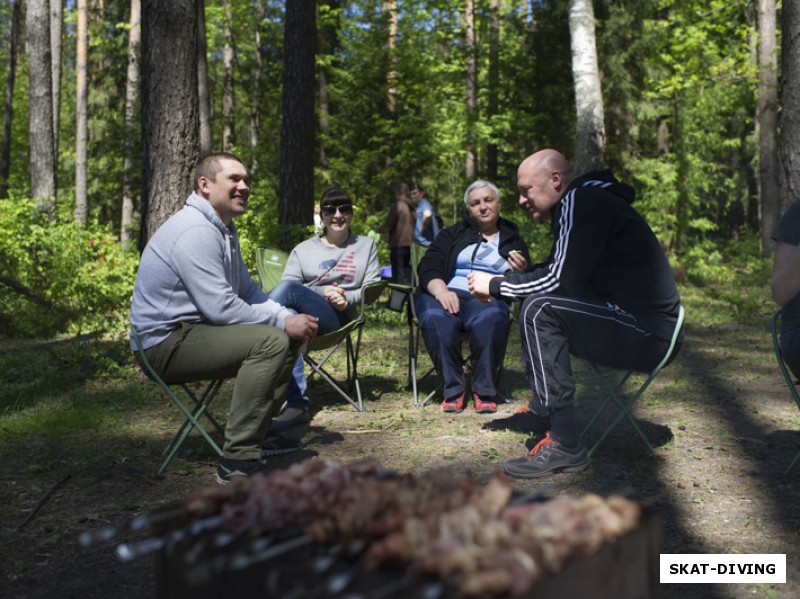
[417,288,510,400]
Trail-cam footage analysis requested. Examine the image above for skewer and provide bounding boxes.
[113,515,223,562]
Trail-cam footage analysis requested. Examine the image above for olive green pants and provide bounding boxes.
[144,322,299,460]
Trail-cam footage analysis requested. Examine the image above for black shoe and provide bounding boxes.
[216,458,269,485]
[261,433,303,457]
[484,405,547,433]
[270,407,311,433]
[503,433,589,479]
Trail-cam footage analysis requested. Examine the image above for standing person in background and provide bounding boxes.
[410,183,439,247]
[771,200,800,380]
[379,183,416,285]
[129,152,319,484]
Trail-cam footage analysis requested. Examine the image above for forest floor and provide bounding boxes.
[1,299,799,598]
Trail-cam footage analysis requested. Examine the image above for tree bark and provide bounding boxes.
[486,0,499,182]
[318,0,338,169]
[222,0,235,151]
[1,0,22,199]
[140,0,199,248]
[465,0,477,181]
[197,0,212,156]
[279,0,316,249]
[249,0,265,174]
[780,0,800,226]
[26,0,57,201]
[757,0,779,257]
[384,0,397,116]
[50,0,63,161]
[74,0,89,225]
[568,0,605,173]
[120,0,141,250]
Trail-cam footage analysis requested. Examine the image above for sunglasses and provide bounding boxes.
[321,204,353,216]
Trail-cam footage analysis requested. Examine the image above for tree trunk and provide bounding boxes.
[197,0,212,156]
[465,0,477,180]
[50,0,63,161]
[486,0,499,182]
[780,0,800,225]
[140,0,199,248]
[568,0,605,173]
[221,0,235,151]
[757,0,779,257]
[249,0,265,174]
[278,0,316,249]
[120,0,141,250]
[318,0,338,169]
[74,0,89,225]
[26,0,57,202]
[1,0,22,199]
[384,0,397,116]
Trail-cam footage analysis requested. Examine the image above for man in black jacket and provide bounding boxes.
[469,149,682,478]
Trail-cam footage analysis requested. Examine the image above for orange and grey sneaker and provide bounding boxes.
[502,432,589,479]
[442,393,466,413]
[473,393,497,414]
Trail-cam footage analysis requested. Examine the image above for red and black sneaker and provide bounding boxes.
[473,393,497,414]
[442,393,466,413]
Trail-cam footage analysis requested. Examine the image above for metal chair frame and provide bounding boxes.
[770,309,800,479]
[581,304,685,458]
[130,327,224,474]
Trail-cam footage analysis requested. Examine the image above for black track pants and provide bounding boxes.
[518,295,675,413]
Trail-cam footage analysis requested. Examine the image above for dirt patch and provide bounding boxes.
[2,317,799,598]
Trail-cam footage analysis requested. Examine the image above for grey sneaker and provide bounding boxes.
[216,458,270,485]
[503,433,589,479]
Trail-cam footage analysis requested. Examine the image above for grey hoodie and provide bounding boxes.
[130,193,291,350]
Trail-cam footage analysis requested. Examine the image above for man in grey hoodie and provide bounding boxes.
[130,152,319,484]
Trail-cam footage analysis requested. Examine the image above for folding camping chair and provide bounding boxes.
[581,304,685,458]
[770,309,800,479]
[402,243,513,408]
[303,280,387,411]
[255,246,289,292]
[130,327,225,474]
[256,245,387,412]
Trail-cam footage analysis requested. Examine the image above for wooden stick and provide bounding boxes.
[18,473,71,530]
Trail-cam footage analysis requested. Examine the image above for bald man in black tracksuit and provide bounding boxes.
[468,149,683,478]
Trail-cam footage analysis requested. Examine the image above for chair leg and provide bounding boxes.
[582,366,657,458]
[158,380,224,475]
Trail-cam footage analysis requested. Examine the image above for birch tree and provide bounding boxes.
[465,0,477,180]
[74,0,88,225]
[757,0,779,256]
[26,0,57,201]
[198,0,212,156]
[222,0,235,151]
[569,0,605,173]
[120,0,141,249]
[50,0,63,160]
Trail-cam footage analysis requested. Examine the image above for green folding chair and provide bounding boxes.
[130,327,224,474]
[303,280,387,412]
[255,246,289,291]
[581,304,685,458]
[256,245,387,412]
[770,309,800,479]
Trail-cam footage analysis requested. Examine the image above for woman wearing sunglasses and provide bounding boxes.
[268,187,381,430]
[415,180,531,414]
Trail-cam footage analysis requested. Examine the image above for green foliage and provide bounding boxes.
[0,195,138,338]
